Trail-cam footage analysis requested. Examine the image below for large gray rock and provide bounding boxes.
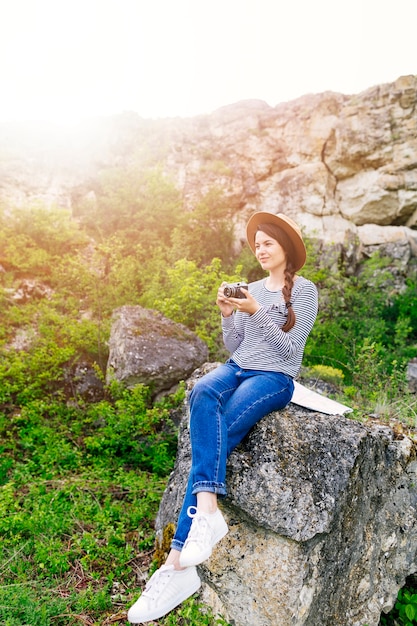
[156,365,417,626]
[106,306,208,397]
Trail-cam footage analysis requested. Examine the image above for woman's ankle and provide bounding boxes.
[196,491,218,514]
[165,548,184,570]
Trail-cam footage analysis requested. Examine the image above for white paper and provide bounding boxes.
[291,381,353,415]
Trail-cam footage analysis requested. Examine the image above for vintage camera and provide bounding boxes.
[223,282,248,299]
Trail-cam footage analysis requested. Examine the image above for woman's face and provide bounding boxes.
[255,229,287,272]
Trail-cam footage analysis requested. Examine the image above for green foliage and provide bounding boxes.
[0,172,416,626]
[0,300,104,405]
[0,341,73,405]
[0,383,180,625]
[303,364,345,386]
[305,250,416,376]
[74,167,183,248]
[169,187,236,266]
[82,384,178,476]
[2,385,177,481]
[144,257,246,358]
[0,205,88,279]
[380,585,417,625]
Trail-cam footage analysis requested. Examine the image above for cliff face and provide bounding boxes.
[162,75,417,249]
[1,75,416,251]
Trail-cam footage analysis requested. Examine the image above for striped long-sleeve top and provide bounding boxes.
[221,276,318,378]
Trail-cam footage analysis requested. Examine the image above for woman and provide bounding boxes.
[127,212,318,624]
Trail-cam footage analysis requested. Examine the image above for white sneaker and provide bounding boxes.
[179,508,228,568]
[127,564,201,623]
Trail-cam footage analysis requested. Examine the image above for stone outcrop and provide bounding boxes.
[163,75,417,253]
[156,365,417,626]
[4,279,53,304]
[106,305,208,397]
[1,76,416,257]
[63,359,105,403]
[407,358,417,393]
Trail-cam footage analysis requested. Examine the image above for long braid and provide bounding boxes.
[281,264,296,332]
[255,223,297,332]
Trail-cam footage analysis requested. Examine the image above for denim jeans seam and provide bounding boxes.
[171,538,184,550]
[213,386,234,483]
[227,382,292,432]
[192,480,227,495]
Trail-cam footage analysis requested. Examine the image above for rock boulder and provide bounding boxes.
[407,358,417,393]
[156,365,417,626]
[106,305,208,397]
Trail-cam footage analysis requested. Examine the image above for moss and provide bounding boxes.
[154,522,175,567]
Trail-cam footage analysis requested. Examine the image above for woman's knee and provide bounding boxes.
[190,368,225,401]
[189,377,210,405]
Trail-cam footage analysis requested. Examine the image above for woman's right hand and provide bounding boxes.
[216,282,235,318]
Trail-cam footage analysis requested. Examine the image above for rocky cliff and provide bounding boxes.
[1,75,416,254]
[164,75,417,251]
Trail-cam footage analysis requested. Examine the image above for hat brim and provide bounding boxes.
[246,211,306,272]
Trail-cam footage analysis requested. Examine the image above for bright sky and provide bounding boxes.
[0,0,416,124]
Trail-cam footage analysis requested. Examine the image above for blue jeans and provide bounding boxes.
[171,360,294,550]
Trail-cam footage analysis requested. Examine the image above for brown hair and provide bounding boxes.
[256,223,296,332]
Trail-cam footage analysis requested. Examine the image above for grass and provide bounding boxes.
[0,467,162,625]
[0,370,416,625]
[0,384,230,625]
[1,358,416,626]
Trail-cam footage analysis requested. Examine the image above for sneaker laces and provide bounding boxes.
[185,507,212,545]
[142,565,173,600]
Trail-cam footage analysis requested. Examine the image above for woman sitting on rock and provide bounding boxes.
[127,211,319,624]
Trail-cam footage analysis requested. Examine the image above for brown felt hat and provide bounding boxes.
[246,211,307,271]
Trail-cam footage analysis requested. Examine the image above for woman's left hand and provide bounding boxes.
[225,287,260,316]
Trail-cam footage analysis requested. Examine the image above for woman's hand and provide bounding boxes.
[216,283,235,317]
[216,283,260,317]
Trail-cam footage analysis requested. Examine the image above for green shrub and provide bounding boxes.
[303,364,345,386]
[145,257,247,359]
[81,384,178,476]
[1,181,416,626]
[380,586,417,625]
[0,382,181,625]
